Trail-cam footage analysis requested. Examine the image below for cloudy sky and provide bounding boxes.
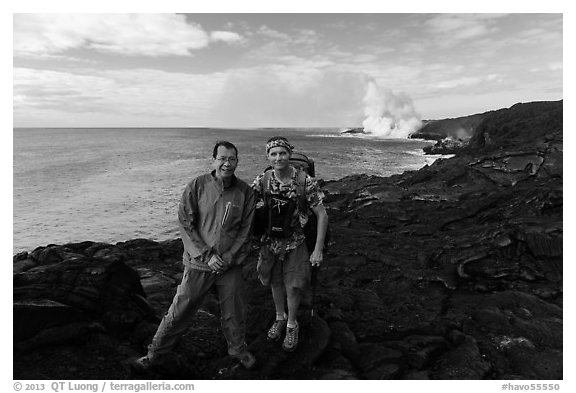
[13,12,563,128]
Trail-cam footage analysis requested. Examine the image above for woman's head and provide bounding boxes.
[266,136,293,171]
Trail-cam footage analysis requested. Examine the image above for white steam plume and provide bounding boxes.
[362,81,422,138]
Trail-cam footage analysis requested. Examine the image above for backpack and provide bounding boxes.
[253,152,330,252]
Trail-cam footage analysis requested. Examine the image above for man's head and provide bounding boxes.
[212,140,238,180]
[266,136,293,171]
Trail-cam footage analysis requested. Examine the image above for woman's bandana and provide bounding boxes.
[266,138,294,154]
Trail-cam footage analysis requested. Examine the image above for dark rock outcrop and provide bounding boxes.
[411,113,486,141]
[423,138,465,155]
[468,101,562,152]
[414,100,562,156]
[13,100,562,380]
[340,127,366,135]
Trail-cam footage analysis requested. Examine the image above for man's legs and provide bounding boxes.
[215,265,247,356]
[146,267,214,361]
[215,265,256,369]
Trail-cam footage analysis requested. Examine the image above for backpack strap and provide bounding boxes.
[260,169,273,237]
[295,169,308,214]
[262,169,272,197]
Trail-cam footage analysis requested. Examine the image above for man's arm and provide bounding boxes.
[178,180,211,261]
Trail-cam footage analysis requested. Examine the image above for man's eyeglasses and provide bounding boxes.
[215,157,238,164]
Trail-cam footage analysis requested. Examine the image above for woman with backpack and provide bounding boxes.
[251,136,328,351]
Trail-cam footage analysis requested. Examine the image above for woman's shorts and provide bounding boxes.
[257,241,310,289]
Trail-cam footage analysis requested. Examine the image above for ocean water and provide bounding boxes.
[13,127,438,253]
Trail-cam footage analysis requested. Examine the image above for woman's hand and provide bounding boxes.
[310,249,323,267]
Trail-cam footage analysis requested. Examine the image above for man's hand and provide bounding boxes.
[207,254,228,274]
[195,248,213,264]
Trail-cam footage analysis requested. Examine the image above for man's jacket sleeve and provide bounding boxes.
[225,186,256,266]
[178,180,211,260]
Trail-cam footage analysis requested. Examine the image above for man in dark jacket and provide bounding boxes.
[133,140,256,371]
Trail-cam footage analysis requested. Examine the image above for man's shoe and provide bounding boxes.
[233,351,257,370]
[267,319,287,342]
[130,356,154,373]
[282,323,299,352]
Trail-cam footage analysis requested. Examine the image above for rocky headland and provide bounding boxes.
[13,100,563,380]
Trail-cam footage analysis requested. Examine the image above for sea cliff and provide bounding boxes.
[13,100,563,380]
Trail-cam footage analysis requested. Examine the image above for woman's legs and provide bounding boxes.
[271,281,301,324]
[282,286,301,351]
[267,284,288,341]
[271,284,287,319]
[286,286,301,326]
[265,242,309,349]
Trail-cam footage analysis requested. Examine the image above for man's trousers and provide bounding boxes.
[147,265,247,359]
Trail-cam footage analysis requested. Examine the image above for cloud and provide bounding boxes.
[548,62,563,71]
[12,14,562,128]
[530,62,563,73]
[13,67,227,126]
[210,31,244,44]
[13,67,116,112]
[248,25,322,60]
[212,66,370,127]
[13,14,243,57]
[14,64,381,128]
[433,75,502,90]
[256,25,291,41]
[423,14,508,46]
[291,29,322,46]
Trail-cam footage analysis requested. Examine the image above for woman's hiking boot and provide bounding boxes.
[267,319,287,342]
[282,323,299,352]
